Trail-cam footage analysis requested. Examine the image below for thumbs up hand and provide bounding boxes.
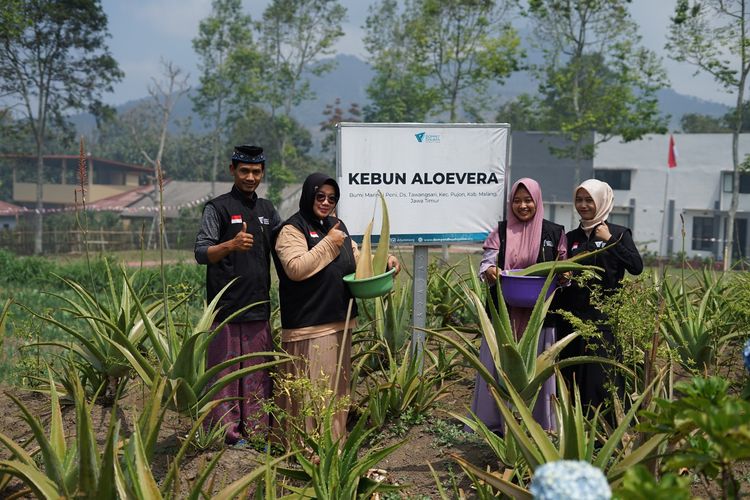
[232,221,254,251]
[327,220,346,248]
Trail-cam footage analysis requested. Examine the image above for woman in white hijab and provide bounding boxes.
[557,179,643,416]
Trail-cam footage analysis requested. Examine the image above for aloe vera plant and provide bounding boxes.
[451,370,667,496]
[361,342,454,429]
[114,408,293,500]
[352,281,412,375]
[0,370,120,499]
[658,271,742,373]
[277,411,405,499]
[22,262,164,398]
[105,277,289,417]
[0,298,10,343]
[427,257,485,328]
[354,191,390,279]
[429,267,626,408]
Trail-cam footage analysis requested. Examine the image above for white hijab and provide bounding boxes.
[576,179,614,232]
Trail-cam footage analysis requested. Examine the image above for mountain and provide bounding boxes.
[654,88,729,128]
[70,54,728,140]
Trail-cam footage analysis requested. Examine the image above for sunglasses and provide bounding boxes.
[315,192,338,204]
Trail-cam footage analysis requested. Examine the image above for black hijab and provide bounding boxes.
[299,172,340,230]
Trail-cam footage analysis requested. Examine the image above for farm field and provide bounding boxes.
[0,248,748,498]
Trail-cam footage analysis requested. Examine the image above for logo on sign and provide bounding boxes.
[414,131,440,143]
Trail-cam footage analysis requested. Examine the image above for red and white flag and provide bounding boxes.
[668,134,678,169]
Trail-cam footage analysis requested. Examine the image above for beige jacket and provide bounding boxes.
[275,224,359,342]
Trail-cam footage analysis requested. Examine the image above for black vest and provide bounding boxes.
[488,219,563,321]
[205,187,276,322]
[273,213,358,329]
[557,222,643,320]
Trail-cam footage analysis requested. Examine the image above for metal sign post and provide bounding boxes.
[411,245,429,356]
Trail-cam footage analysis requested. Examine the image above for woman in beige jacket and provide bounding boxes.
[273,172,398,442]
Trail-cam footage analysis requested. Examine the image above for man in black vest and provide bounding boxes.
[194,145,281,445]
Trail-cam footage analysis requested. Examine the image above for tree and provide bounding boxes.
[495,93,545,131]
[192,0,252,198]
[226,0,345,202]
[0,0,25,36]
[141,60,191,172]
[363,0,439,122]
[0,0,27,121]
[320,98,361,172]
[528,0,667,187]
[365,0,521,122]
[413,0,521,121]
[226,106,324,191]
[668,0,750,269]
[134,60,190,249]
[722,100,750,132]
[680,113,729,133]
[92,105,213,182]
[0,0,122,254]
[679,104,750,133]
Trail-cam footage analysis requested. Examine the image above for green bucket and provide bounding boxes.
[343,267,396,299]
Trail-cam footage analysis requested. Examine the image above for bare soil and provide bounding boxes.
[0,360,747,498]
[0,371,484,498]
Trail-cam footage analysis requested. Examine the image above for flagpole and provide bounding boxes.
[661,135,677,258]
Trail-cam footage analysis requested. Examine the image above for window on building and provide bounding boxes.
[692,216,714,251]
[609,212,630,228]
[594,169,631,190]
[93,168,125,185]
[722,171,750,193]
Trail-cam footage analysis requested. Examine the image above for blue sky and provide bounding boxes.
[100,0,732,106]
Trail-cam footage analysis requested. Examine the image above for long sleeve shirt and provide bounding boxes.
[275,224,359,342]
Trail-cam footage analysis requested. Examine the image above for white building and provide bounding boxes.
[593,133,750,262]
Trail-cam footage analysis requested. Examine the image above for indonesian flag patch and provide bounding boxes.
[572,242,579,251]
[231,215,243,224]
[309,231,319,238]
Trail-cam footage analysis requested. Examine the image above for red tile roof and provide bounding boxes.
[0,200,27,215]
[86,183,158,210]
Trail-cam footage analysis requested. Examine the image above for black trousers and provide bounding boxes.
[560,320,624,418]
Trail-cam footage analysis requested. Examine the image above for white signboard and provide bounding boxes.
[336,123,508,244]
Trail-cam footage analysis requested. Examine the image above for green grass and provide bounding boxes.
[0,245,732,386]
[0,250,208,384]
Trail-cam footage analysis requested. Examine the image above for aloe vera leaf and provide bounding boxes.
[505,261,604,276]
[372,191,391,275]
[509,235,622,277]
[355,218,375,279]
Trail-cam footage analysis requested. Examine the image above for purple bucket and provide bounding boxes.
[499,271,557,308]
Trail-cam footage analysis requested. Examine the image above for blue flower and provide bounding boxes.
[530,460,611,500]
[744,338,750,372]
